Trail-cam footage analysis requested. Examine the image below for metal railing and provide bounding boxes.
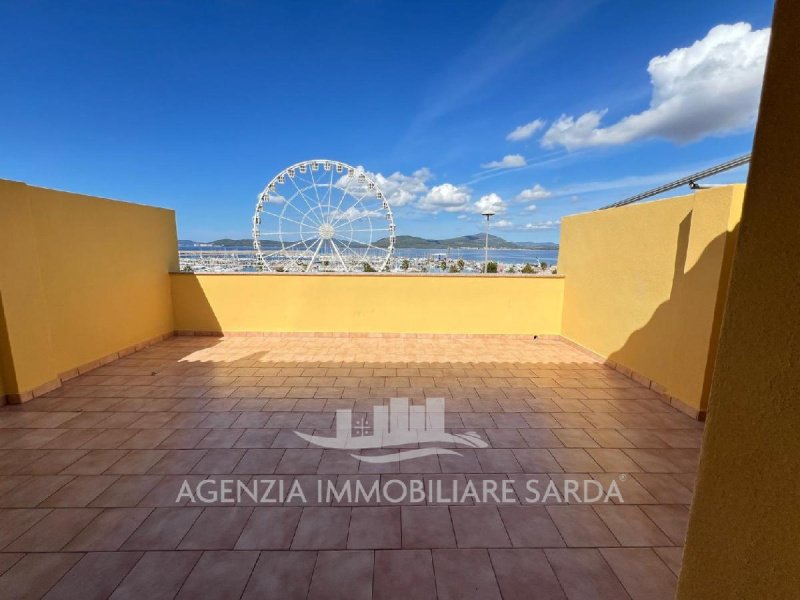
[599,153,751,210]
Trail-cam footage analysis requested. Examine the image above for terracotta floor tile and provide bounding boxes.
[120,429,174,449]
[476,449,522,473]
[485,429,527,448]
[108,550,201,600]
[374,550,437,600]
[233,449,285,474]
[43,551,142,600]
[498,505,565,547]
[632,473,693,504]
[0,553,83,600]
[586,449,642,473]
[24,449,90,475]
[0,475,74,507]
[241,550,316,600]
[550,449,603,473]
[81,430,138,450]
[0,553,23,577]
[175,550,259,600]
[39,429,101,449]
[594,505,671,546]
[432,548,502,600]
[317,449,360,474]
[90,475,163,507]
[178,506,254,549]
[519,428,565,448]
[401,505,457,548]
[195,428,245,449]
[641,504,690,545]
[65,507,153,551]
[106,450,169,475]
[546,506,618,547]
[491,413,529,428]
[654,546,683,576]
[307,550,373,600]
[489,548,566,600]
[586,429,634,449]
[522,414,562,428]
[545,548,629,600]
[553,429,599,448]
[191,449,246,474]
[513,449,562,472]
[276,449,323,474]
[0,508,51,547]
[121,507,203,550]
[590,473,657,504]
[6,507,101,551]
[348,506,401,549]
[451,506,511,548]
[158,429,208,449]
[235,506,302,549]
[438,449,481,473]
[600,548,677,600]
[147,449,206,474]
[292,506,351,549]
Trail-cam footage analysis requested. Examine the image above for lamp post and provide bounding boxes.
[481,209,495,273]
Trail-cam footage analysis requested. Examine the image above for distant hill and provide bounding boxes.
[179,235,558,250]
[373,234,557,250]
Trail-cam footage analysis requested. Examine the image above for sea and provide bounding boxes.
[178,243,559,267]
[392,247,559,265]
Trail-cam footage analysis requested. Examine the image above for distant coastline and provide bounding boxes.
[179,234,559,251]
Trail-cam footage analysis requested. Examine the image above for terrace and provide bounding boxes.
[0,3,798,597]
[0,334,697,599]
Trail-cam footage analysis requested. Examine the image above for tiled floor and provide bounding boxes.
[0,335,702,599]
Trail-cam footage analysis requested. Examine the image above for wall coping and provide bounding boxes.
[169,271,564,279]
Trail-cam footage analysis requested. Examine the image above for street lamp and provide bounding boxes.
[481,209,495,273]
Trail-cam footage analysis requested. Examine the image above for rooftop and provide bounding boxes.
[0,334,697,599]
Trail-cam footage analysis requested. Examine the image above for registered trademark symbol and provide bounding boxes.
[618,474,628,481]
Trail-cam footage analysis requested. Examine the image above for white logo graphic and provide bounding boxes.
[295,398,488,463]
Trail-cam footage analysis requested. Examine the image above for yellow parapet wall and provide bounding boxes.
[559,185,745,418]
[170,272,565,336]
[0,179,178,401]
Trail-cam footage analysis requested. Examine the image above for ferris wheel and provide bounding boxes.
[252,159,396,272]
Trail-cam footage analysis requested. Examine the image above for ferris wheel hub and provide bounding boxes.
[318,223,335,240]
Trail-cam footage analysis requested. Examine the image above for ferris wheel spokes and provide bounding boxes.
[253,160,395,272]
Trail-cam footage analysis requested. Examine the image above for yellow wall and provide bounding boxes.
[559,185,745,417]
[679,0,800,596]
[0,179,178,398]
[171,273,564,335]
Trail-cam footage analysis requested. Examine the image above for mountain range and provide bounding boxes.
[179,234,558,250]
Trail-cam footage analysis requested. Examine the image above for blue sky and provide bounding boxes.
[0,0,774,242]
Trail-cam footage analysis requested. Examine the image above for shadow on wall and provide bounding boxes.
[607,218,741,419]
[0,292,12,401]
[170,273,222,335]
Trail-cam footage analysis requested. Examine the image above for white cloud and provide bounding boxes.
[541,22,770,150]
[524,220,561,230]
[418,183,472,213]
[515,184,552,201]
[525,204,538,212]
[494,219,514,228]
[330,206,383,222]
[481,154,527,169]
[474,192,506,214]
[372,168,432,207]
[337,166,432,207]
[506,118,546,141]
